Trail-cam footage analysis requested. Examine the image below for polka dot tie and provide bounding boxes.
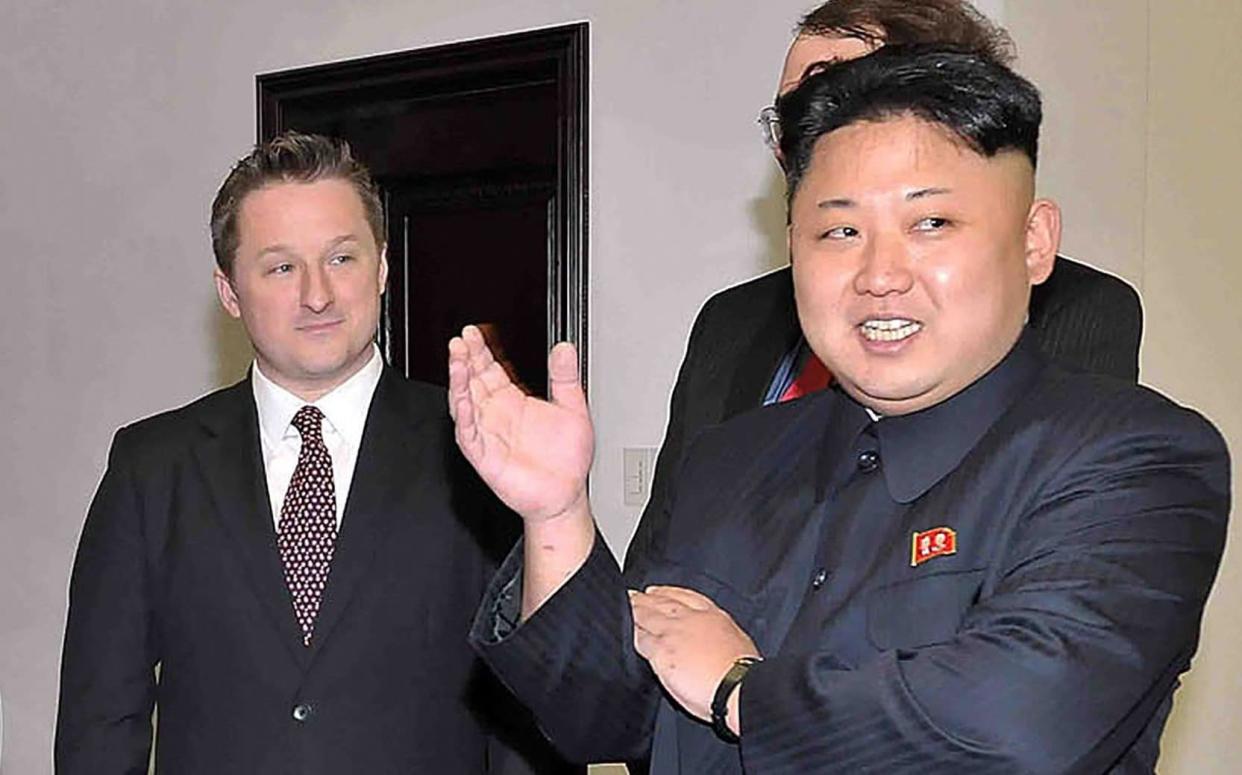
[277,406,338,647]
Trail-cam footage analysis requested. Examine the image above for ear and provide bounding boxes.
[785,223,795,264]
[377,244,389,291]
[214,268,242,319]
[1024,198,1061,285]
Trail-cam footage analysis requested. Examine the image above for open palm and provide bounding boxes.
[448,325,594,522]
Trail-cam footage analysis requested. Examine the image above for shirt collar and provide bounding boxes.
[251,344,383,449]
[873,328,1046,503]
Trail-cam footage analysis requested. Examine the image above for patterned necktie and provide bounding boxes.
[277,405,338,647]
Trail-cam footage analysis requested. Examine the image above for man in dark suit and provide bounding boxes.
[628,0,1143,568]
[448,47,1229,773]
[56,133,567,774]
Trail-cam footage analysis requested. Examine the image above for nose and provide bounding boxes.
[301,263,334,313]
[853,233,913,297]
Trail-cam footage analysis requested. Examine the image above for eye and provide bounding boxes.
[269,262,294,275]
[913,216,952,232]
[328,253,355,265]
[821,225,860,240]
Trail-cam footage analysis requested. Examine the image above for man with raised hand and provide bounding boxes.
[452,48,1228,774]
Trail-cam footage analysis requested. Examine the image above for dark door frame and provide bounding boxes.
[255,23,589,386]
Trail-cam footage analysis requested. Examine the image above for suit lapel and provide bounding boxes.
[723,268,802,418]
[192,380,309,665]
[308,371,432,657]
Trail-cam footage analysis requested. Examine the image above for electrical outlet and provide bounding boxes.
[623,447,658,506]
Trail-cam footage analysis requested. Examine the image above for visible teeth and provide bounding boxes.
[860,319,922,342]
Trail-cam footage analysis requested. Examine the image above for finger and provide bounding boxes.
[463,326,522,399]
[547,342,587,416]
[447,337,471,418]
[633,625,659,661]
[462,325,499,375]
[451,388,481,456]
[630,594,683,636]
[643,585,715,612]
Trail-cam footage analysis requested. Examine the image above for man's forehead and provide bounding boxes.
[797,117,1035,206]
[235,179,374,249]
[814,116,1028,172]
[238,179,367,225]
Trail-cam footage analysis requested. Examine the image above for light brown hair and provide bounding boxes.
[210,131,384,275]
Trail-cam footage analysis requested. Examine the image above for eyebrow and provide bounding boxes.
[815,187,953,210]
[906,187,952,200]
[256,234,361,259]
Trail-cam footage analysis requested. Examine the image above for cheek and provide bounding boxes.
[236,285,293,329]
[921,262,958,303]
[792,256,846,315]
[347,278,382,311]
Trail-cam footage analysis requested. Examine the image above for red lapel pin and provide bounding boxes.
[911,526,957,567]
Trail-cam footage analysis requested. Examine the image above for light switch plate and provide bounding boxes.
[622,447,658,506]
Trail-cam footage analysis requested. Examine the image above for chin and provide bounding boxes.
[850,378,938,409]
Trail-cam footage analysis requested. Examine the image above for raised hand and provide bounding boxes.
[447,325,594,523]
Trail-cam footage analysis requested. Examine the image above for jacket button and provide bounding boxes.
[292,703,313,723]
[857,450,880,473]
[811,568,829,590]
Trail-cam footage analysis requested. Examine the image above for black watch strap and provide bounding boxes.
[711,655,762,744]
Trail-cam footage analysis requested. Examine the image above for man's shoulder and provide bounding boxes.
[1003,367,1226,463]
[679,390,830,477]
[114,380,250,446]
[679,267,798,378]
[1036,256,1141,312]
[696,266,793,321]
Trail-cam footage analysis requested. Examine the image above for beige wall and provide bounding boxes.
[1007,1,1242,772]
[4,0,1240,773]
[1138,2,1242,770]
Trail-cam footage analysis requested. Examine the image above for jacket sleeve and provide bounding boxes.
[738,405,1229,774]
[55,428,157,774]
[472,534,661,764]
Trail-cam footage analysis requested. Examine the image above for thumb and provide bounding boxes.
[547,342,586,414]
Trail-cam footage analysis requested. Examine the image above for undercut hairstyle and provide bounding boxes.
[210,131,385,275]
[797,0,1015,65]
[777,45,1042,203]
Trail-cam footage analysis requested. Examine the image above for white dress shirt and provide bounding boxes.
[252,345,383,528]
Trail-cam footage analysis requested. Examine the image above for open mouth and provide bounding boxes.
[859,318,922,342]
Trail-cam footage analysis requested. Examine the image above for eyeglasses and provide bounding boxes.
[756,105,780,151]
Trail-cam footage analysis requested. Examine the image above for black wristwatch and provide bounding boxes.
[711,655,762,744]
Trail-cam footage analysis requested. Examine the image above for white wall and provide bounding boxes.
[1006,1,1242,772]
[4,0,1239,773]
[0,2,817,771]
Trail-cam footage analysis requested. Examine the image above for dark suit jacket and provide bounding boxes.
[57,369,569,774]
[628,257,1144,570]
[473,336,1229,773]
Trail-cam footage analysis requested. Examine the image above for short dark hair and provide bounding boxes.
[777,45,1042,202]
[210,131,385,275]
[797,0,1015,65]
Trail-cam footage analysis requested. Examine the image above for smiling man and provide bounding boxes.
[451,49,1230,773]
[56,133,569,774]
[628,0,1144,603]
[784,114,1057,415]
